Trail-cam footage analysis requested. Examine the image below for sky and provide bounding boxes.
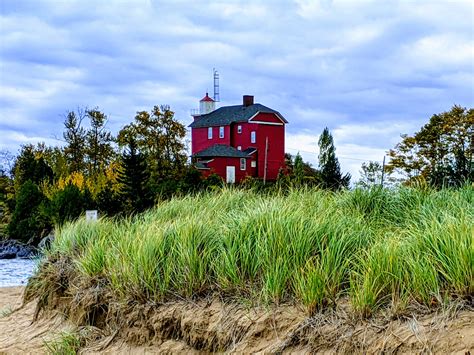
[1,0,473,180]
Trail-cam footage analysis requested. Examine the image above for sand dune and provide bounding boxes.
[1,287,473,354]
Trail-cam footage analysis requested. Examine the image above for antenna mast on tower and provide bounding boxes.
[213,68,220,102]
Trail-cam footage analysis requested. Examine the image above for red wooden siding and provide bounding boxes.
[192,125,231,155]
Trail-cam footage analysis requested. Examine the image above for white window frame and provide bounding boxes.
[219,126,224,138]
[237,146,242,151]
[240,158,246,171]
[237,125,242,134]
[251,131,256,143]
[208,127,213,139]
[251,161,256,168]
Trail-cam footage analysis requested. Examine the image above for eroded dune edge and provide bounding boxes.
[1,286,472,354]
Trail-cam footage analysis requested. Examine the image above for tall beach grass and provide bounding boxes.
[40,185,473,316]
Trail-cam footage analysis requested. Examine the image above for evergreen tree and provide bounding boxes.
[85,108,115,176]
[49,184,94,226]
[118,138,151,213]
[8,180,50,242]
[12,145,53,190]
[293,153,305,186]
[63,109,87,173]
[318,127,351,190]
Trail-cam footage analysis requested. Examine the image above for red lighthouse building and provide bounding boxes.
[190,94,288,183]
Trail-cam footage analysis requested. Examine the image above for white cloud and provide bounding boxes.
[0,0,472,187]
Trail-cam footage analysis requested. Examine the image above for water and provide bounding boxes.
[0,259,37,287]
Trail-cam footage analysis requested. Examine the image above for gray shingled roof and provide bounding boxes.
[193,144,251,158]
[189,103,287,128]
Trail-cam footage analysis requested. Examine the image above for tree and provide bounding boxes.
[293,153,305,186]
[85,108,115,176]
[318,127,350,190]
[63,109,87,173]
[356,161,383,189]
[387,105,473,187]
[49,184,94,226]
[118,105,187,184]
[12,145,53,190]
[8,180,50,242]
[117,138,151,213]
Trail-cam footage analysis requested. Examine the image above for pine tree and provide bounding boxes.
[318,127,351,190]
[63,110,87,173]
[293,153,305,186]
[118,138,151,213]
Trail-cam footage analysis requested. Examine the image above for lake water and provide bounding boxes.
[0,259,37,287]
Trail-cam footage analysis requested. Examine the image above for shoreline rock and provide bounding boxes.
[0,240,36,259]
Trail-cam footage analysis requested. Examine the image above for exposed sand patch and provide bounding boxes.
[0,287,69,355]
[1,286,473,354]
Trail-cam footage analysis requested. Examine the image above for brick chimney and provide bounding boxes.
[243,95,254,107]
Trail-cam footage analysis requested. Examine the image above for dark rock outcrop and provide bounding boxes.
[0,240,36,259]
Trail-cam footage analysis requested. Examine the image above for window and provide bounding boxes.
[251,131,256,143]
[240,158,246,171]
[208,127,213,139]
[219,126,224,138]
[237,125,242,134]
[237,146,242,151]
[251,161,256,168]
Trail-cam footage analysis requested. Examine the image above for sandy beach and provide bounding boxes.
[0,287,67,354]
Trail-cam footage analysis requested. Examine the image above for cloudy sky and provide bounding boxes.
[1,0,473,179]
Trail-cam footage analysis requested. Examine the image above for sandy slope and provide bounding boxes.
[0,287,68,355]
[0,287,473,354]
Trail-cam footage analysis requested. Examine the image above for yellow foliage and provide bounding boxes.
[58,172,86,191]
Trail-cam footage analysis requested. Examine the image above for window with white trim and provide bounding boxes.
[240,158,246,171]
[208,127,213,139]
[219,126,224,138]
[251,161,256,168]
[237,146,242,150]
[237,125,242,134]
[251,131,256,143]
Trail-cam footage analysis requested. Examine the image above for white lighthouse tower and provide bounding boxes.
[199,92,215,114]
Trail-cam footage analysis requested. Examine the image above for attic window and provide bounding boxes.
[219,126,224,138]
[251,131,256,143]
[237,125,242,134]
[208,127,213,139]
[240,158,246,171]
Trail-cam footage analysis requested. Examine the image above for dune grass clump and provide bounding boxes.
[36,185,473,317]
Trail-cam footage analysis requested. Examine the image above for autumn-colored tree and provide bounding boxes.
[387,105,473,187]
[118,105,187,184]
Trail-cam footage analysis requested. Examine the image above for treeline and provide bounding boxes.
[0,106,224,243]
[0,104,472,242]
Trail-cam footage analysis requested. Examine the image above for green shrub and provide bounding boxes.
[8,180,50,242]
